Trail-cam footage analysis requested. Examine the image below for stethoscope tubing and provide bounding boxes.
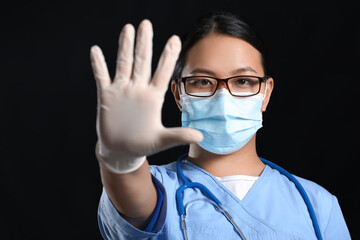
[176,154,247,239]
[260,158,323,240]
[175,154,323,240]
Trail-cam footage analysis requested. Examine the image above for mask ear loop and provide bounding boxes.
[262,79,268,101]
[179,81,186,95]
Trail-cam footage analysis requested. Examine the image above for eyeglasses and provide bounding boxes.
[177,75,269,97]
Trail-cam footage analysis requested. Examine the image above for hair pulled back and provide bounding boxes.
[172,11,269,79]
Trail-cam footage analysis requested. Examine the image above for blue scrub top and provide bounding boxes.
[98,159,351,240]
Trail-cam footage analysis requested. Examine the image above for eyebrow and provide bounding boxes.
[190,67,257,76]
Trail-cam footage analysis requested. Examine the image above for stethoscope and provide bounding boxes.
[175,153,323,240]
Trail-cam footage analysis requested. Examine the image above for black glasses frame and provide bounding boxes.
[176,75,270,97]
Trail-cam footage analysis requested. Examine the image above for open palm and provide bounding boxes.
[90,20,202,163]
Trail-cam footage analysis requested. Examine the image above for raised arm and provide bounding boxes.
[90,20,202,229]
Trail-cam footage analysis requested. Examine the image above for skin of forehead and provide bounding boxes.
[182,33,264,78]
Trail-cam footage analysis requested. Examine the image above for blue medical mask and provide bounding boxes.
[180,88,264,154]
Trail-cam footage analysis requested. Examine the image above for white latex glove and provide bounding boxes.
[90,20,203,174]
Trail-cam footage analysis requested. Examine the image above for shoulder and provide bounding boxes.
[149,161,179,185]
[266,165,337,231]
[293,175,351,238]
[264,164,335,207]
[294,175,334,205]
[293,175,335,225]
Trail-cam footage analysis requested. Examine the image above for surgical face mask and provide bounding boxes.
[180,88,264,155]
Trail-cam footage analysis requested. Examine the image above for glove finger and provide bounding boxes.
[158,127,203,151]
[132,19,153,84]
[152,35,181,91]
[114,24,135,83]
[90,45,111,89]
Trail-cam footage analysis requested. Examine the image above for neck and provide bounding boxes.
[187,135,265,177]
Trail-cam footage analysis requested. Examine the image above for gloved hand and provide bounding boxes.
[90,20,203,174]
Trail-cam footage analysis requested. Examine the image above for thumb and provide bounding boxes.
[159,127,203,150]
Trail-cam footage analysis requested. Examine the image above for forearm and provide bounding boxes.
[98,155,157,229]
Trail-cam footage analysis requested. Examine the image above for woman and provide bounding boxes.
[90,11,351,239]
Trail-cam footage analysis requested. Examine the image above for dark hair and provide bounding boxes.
[172,11,269,80]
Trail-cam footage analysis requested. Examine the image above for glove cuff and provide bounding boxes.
[96,142,146,174]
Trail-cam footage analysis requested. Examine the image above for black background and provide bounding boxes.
[1,0,359,239]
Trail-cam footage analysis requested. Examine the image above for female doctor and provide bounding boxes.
[90,11,351,239]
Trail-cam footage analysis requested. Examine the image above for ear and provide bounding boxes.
[171,80,182,111]
[261,77,274,112]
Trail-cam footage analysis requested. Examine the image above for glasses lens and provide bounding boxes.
[228,76,261,96]
[185,77,217,96]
